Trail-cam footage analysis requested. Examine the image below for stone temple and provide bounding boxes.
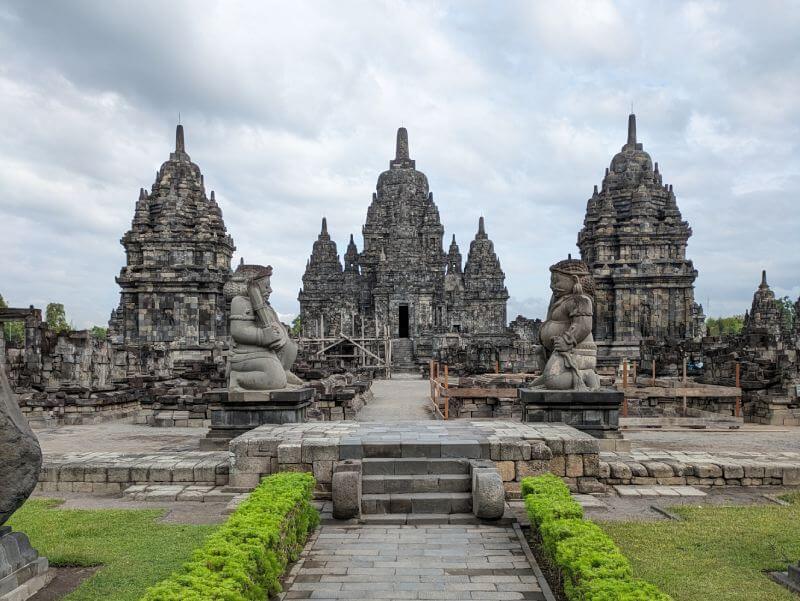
[578,114,705,358]
[109,125,235,350]
[299,128,509,367]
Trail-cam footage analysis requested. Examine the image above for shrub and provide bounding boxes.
[579,577,674,601]
[522,474,672,601]
[524,493,583,527]
[521,473,572,498]
[140,472,319,601]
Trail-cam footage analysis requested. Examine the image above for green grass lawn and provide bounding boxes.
[7,499,218,601]
[600,495,800,601]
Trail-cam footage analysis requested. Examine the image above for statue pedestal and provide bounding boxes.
[200,388,314,450]
[0,527,50,601]
[518,389,623,439]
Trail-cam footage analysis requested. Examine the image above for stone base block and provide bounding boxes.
[519,388,623,439]
[0,528,50,601]
[203,388,314,447]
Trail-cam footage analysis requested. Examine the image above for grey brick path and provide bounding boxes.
[282,523,548,600]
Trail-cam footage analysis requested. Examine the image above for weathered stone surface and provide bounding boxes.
[578,114,704,358]
[529,257,600,390]
[494,461,515,482]
[109,125,234,347]
[472,469,505,520]
[332,461,362,520]
[0,364,42,526]
[227,262,302,392]
[298,128,510,370]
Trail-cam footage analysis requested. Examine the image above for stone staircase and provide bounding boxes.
[361,458,473,516]
[391,338,417,371]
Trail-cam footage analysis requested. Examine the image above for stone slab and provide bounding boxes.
[520,388,623,439]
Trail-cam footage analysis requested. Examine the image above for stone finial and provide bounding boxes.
[396,127,409,160]
[654,161,660,175]
[452,234,457,245]
[321,217,328,236]
[760,269,769,289]
[176,124,185,153]
[138,188,147,200]
[627,113,637,146]
[477,216,487,239]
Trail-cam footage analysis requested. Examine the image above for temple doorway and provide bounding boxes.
[398,305,409,338]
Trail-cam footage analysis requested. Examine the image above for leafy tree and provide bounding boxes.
[45,303,71,334]
[90,326,108,340]
[290,315,302,337]
[705,315,745,336]
[0,293,24,346]
[778,296,796,331]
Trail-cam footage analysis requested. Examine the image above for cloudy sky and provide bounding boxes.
[0,0,798,328]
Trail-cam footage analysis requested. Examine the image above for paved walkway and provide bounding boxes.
[356,377,433,422]
[283,523,549,600]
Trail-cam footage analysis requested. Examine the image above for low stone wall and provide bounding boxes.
[435,373,536,420]
[306,375,374,421]
[227,420,603,497]
[599,450,800,487]
[21,396,140,428]
[625,396,737,417]
[34,451,230,494]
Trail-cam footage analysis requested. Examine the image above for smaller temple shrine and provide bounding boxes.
[578,114,705,359]
[109,125,235,349]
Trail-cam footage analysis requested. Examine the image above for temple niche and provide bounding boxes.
[578,114,704,359]
[109,125,235,353]
[298,128,510,368]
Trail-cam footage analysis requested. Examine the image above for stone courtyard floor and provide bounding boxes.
[356,375,433,422]
[281,523,552,601]
[624,424,800,454]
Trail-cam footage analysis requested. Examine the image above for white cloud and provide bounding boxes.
[0,0,798,329]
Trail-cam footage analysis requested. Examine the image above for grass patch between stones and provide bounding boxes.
[7,499,217,601]
[600,497,800,601]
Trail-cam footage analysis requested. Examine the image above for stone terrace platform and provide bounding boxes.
[600,447,800,488]
[229,420,603,495]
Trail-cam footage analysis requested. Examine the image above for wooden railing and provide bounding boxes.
[429,360,449,420]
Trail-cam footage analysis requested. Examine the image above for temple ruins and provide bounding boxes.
[298,128,513,373]
[578,114,706,359]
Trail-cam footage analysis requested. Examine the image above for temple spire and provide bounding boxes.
[321,217,328,236]
[477,216,486,238]
[176,124,185,153]
[760,269,768,289]
[396,127,409,160]
[627,113,637,146]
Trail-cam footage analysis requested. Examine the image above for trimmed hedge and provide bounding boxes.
[140,472,319,601]
[521,475,672,601]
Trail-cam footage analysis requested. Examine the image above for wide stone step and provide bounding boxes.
[362,474,471,494]
[362,457,471,476]
[361,492,472,514]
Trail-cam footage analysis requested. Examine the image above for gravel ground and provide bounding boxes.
[585,486,793,522]
[625,424,800,454]
[36,421,208,455]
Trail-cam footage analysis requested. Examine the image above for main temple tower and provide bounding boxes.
[577,114,703,358]
[299,128,510,366]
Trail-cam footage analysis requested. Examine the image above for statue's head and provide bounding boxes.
[224,261,273,301]
[549,257,594,298]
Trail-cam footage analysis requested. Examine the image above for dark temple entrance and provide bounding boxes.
[398,305,409,338]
